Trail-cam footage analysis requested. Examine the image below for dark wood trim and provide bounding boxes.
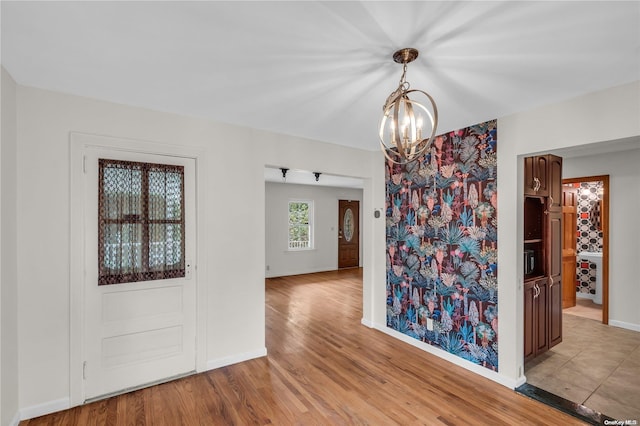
[562,175,609,325]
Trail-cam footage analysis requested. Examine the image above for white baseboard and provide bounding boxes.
[265,266,339,279]
[265,266,364,279]
[513,375,527,388]
[205,347,268,371]
[20,397,70,421]
[609,319,640,332]
[360,318,374,328]
[18,350,267,421]
[372,322,522,389]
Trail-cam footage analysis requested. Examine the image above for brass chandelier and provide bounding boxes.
[379,48,438,164]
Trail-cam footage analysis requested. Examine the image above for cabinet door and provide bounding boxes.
[549,212,562,277]
[534,156,549,196]
[548,155,562,213]
[524,280,536,361]
[549,273,563,348]
[524,157,537,196]
[548,211,563,348]
[524,156,549,196]
[535,278,549,355]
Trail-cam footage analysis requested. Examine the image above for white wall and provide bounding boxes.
[1,66,20,426]
[9,68,638,419]
[563,148,640,330]
[498,81,640,384]
[13,83,379,417]
[265,182,363,278]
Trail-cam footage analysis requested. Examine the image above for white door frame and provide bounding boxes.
[69,132,208,406]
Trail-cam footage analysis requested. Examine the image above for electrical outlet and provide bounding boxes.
[266,265,270,271]
[426,318,434,331]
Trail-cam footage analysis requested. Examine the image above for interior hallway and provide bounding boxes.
[525,305,640,421]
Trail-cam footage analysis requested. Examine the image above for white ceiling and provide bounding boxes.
[1,1,639,155]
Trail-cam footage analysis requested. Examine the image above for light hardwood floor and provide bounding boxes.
[22,269,585,425]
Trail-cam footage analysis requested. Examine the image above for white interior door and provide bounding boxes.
[83,147,196,401]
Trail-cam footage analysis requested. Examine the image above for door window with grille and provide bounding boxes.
[98,159,185,285]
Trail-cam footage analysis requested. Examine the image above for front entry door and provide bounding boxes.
[338,200,359,269]
[83,147,196,401]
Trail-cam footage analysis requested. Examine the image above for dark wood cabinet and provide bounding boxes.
[523,154,563,362]
[524,155,548,196]
[524,154,562,201]
[548,212,562,348]
[524,278,549,360]
[548,156,563,213]
[548,274,563,348]
[523,281,534,359]
[524,280,535,359]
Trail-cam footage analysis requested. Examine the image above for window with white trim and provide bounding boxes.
[288,200,313,250]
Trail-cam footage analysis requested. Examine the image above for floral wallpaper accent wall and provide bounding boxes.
[385,120,498,371]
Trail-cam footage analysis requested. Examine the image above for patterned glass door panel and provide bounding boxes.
[343,208,354,242]
[338,200,359,269]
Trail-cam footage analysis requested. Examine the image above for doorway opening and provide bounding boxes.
[561,175,609,325]
[523,174,628,421]
[70,133,207,407]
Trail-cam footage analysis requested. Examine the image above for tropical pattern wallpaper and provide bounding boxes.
[385,120,499,371]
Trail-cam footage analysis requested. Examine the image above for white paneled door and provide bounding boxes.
[83,147,196,401]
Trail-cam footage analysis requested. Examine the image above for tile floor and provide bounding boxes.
[525,308,640,422]
[564,298,603,321]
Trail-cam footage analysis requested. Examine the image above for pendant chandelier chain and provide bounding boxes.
[398,63,410,91]
[384,63,412,113]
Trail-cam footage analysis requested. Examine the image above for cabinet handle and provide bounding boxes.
[549,196,554,209]
[549,276,554,288]
[533,283,539,298]
[533,177,541,192]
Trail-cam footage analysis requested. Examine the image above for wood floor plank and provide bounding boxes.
[20,269,586,425]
